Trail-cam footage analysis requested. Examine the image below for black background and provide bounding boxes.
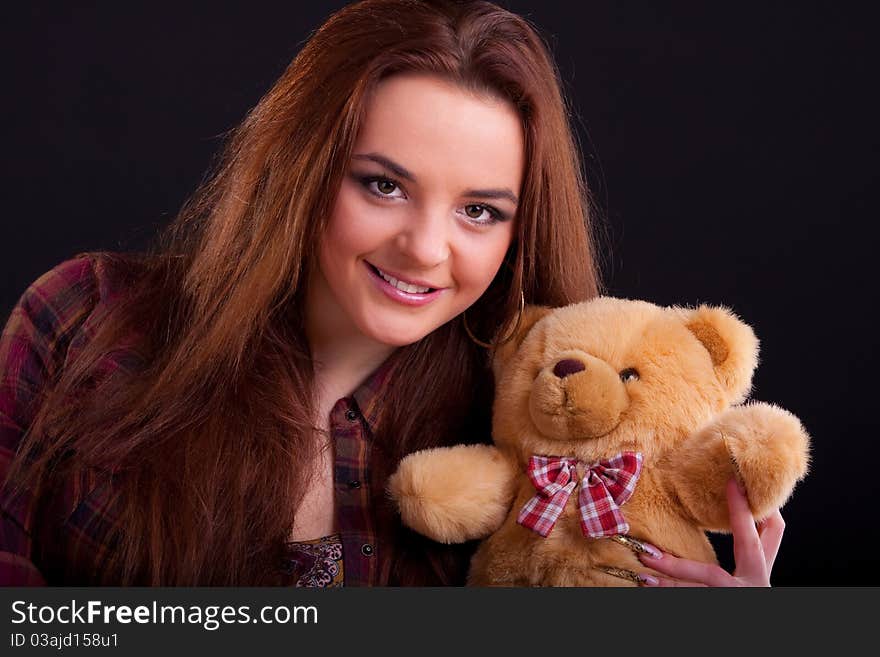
[3,2,878,585]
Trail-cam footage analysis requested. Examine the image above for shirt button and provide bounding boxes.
[347,480,361,489]
[361,543,374,556]
[345,409,358,422]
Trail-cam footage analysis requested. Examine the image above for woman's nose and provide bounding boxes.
[394,208,451,267]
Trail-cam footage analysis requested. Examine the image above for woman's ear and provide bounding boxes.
[674,304,760,404]
[491,305,552,383]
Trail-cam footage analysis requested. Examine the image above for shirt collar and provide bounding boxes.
[351,349,401,430]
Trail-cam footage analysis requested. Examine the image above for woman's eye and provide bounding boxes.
[619,367,640,382]
[359,175,405,199]
[460,203,501,225]
[375,179,398,195]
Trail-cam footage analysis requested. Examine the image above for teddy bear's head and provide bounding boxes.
[491,297,760,464]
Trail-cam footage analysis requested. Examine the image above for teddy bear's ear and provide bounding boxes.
[491,305,552,382]
[675,304,760,404]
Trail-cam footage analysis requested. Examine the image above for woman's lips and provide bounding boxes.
[366,261,443,290]
[364,261,446,307]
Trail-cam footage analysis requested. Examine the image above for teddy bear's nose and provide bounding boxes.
[553,358,586,378]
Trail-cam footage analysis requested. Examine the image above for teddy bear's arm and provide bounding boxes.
[657,402,810,530]
[387,444,519,544]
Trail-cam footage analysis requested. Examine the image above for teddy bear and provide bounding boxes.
[388,297,811,586]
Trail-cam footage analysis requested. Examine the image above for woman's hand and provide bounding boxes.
[636,477,785,587]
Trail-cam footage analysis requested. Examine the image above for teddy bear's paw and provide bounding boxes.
[387,444,518,543]
[718,402,811,518]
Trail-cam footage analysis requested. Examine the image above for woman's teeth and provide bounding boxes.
[376,267,432,294]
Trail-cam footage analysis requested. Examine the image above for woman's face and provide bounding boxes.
[312,73,524,348]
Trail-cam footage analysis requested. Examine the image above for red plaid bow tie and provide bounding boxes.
[516,452,643,538]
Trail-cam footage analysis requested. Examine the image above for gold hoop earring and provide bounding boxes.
[462,290,525,349]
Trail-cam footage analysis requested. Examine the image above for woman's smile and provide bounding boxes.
[364,260,448,307]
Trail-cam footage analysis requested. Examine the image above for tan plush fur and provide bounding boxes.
[387,444,519,543]
[389,297,811,586]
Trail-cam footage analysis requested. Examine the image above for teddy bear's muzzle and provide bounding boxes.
[528,353,630,441]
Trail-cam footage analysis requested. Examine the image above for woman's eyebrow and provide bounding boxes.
[464,188,518,205]
[352,152,519,205]
[353,152,415,181]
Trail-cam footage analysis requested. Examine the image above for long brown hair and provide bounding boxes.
[5,0,602,584]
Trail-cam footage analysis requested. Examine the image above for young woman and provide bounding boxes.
[0,0,784,586]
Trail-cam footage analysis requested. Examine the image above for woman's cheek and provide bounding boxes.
[451,238,509,305]
[327,195,386,251]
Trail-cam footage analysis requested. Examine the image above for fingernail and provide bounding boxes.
[638,573,659,586]
[637,542,663,559]
[733,476,747,495]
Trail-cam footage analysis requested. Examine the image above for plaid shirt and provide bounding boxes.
[1,253,472,585]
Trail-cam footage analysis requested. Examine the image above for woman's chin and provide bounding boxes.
[362,322,437,348]
[372,331,430,348]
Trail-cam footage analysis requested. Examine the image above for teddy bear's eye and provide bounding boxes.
[620,368,640,382]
